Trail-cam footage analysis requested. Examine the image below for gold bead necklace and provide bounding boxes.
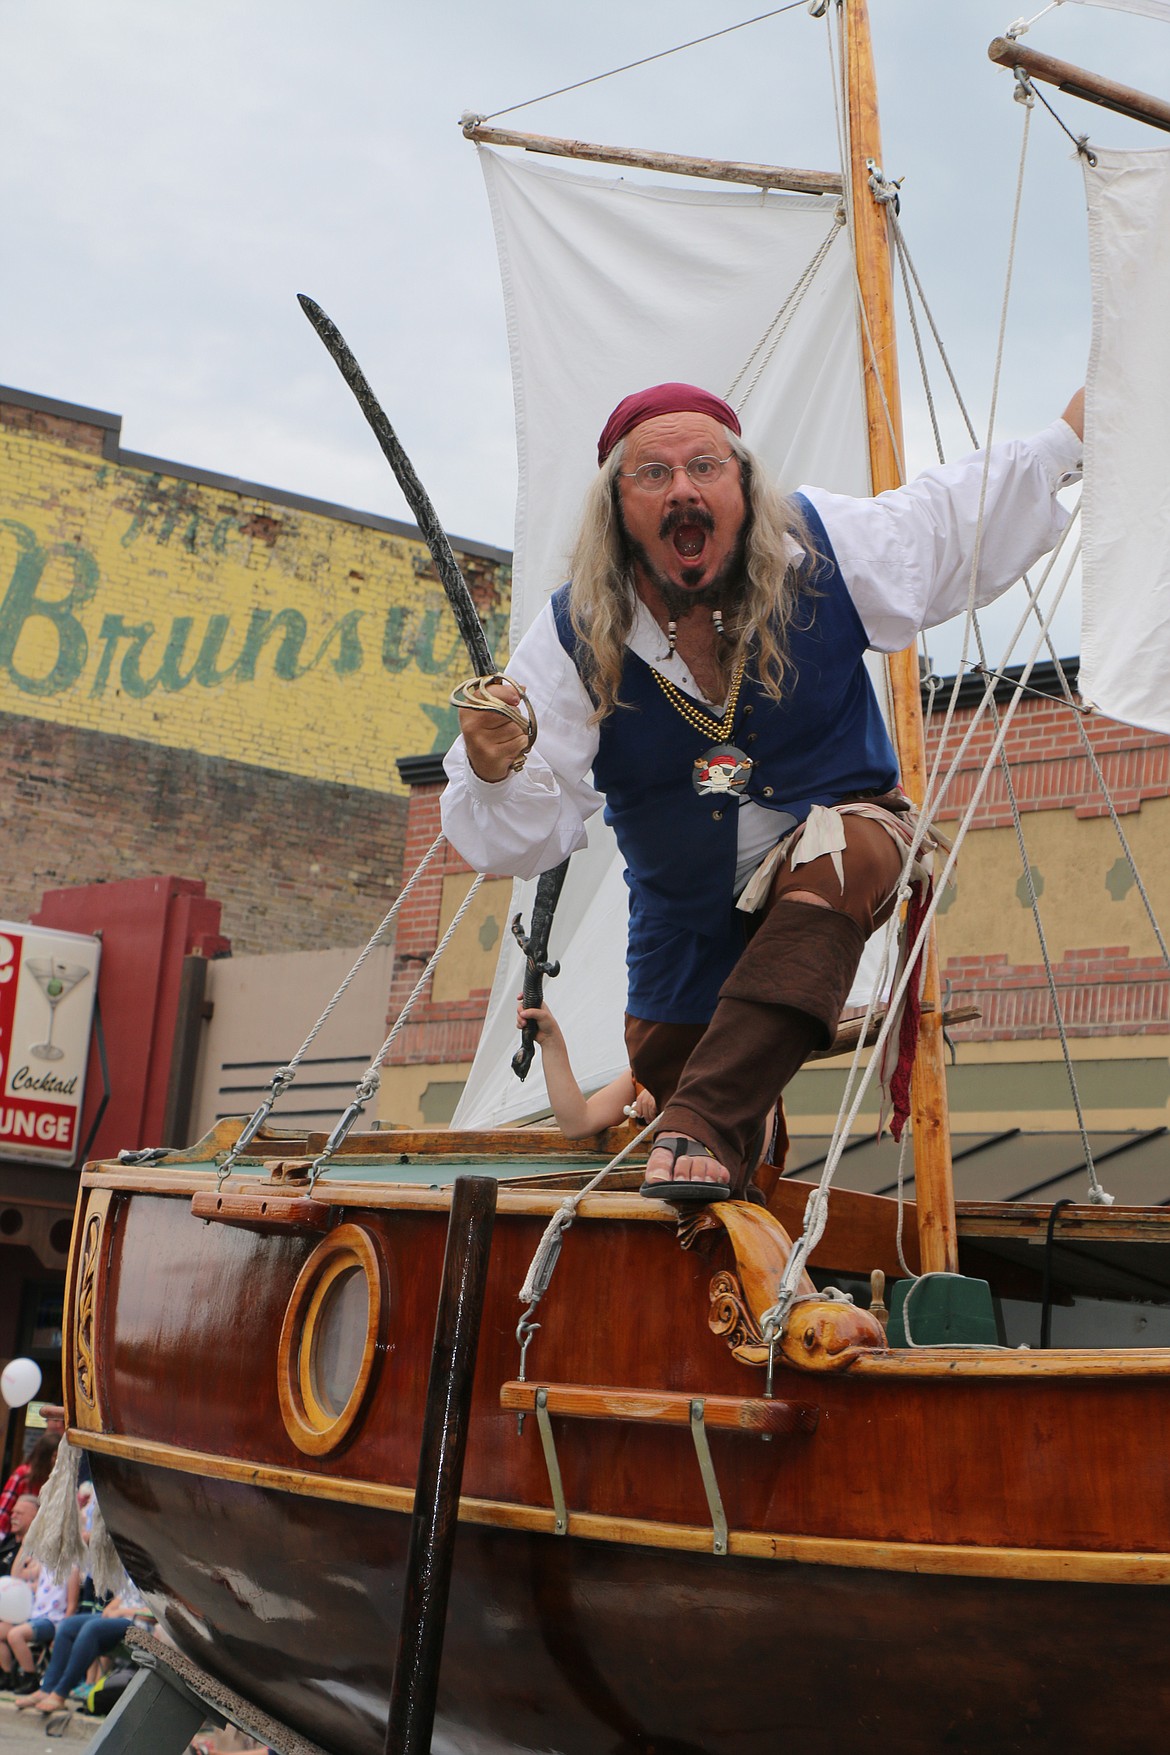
[651,659,746,742]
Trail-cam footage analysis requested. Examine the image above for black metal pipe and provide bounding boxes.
[385,1174,498,1755]
[1040,1198,1076,1350]
[162,953,209,1148]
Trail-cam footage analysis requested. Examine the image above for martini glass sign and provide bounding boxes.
[24,957,91,1061]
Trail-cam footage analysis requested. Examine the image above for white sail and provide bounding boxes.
[454,149,872,1128]
[1080,146,1170,736]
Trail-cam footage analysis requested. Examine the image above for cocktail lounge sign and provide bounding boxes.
[0,922,100,1165]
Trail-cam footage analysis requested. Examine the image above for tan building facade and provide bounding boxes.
[787,670,1170,1136]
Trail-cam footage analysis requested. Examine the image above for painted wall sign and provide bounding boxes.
[0,921,101,1164]
[0,428,510,794]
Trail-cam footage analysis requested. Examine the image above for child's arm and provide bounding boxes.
[518,1000,655,1138]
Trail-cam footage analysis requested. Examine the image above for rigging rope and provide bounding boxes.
[726,217,843,412]
[888,179,1108,1195]
[764,532,1095,1341]
[770,27,1142,1301]
[920,94,1035,819]
[514,1117,660,1378]
[1038,654,1170,966]
[969,614,1106,1193]
[1016,71,1098,165]
[217,833,448,1180]
[886,97,1167,1010]
[890,212,980,450]
[480,3,807,123]
[308,869,487,1187]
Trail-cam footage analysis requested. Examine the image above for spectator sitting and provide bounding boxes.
[0,1492,38,1577]
[0,1554,81,1696]
[17,1585,153,1714]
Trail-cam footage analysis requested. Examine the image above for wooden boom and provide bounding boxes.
[988,37,1170,137]
[461,121,843,196]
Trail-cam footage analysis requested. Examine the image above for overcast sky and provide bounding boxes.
[4,0,1169,670]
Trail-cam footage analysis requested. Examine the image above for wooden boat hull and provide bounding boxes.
[88,1454,1170,1755]
[67,1157,1170,1755]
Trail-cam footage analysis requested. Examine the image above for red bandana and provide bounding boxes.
[597,383,741,467]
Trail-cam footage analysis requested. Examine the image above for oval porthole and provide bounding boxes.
[278,1224,385,1456]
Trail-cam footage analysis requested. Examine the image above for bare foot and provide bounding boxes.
[644,1135,730,1188]
[15,1693,45,1711]
[35,1695,66,1714]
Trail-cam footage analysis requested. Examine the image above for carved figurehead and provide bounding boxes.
[679,1200,888,1370]
[775,1293,888,1371]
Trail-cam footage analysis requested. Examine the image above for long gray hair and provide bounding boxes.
[566,429,814,721]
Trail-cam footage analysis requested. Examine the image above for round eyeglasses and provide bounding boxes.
[619,454,734,492]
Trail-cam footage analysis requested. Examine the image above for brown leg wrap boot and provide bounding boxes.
[657,902,867,1192]
[624,1017,707,1112]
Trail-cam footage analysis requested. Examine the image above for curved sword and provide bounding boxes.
[298,293,496,677]
[298,293,566,1082]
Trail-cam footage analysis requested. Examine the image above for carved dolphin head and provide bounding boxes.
[779,1296,888,1371]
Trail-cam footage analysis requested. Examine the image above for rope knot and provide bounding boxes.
[356,1070,382,1103]
[1013,68,1036,108]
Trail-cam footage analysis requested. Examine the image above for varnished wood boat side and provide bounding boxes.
[76,1186,1170,1557]
[71,1427,1170,1584]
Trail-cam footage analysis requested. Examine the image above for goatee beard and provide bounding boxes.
[655,571,742,619]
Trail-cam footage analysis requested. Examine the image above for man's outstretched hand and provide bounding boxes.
[1062,388,1085,442]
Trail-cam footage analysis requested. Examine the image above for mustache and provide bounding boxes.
[658,505,716,541]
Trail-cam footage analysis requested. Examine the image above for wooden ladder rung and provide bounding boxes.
[500,1381,818,1436]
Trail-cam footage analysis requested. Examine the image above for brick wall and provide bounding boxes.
[1,714,405,955]
[942,949,1170,1042]
[384,776,487,1067]
[926,668,1170,1043]
[924,692,1170,827]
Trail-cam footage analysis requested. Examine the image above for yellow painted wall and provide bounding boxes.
[0,425,509,794]
[432,874,514,1004]
[378,1062,475,1129]
[935,799,1170,965]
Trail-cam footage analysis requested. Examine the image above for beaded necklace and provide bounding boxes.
[651,660,754,798]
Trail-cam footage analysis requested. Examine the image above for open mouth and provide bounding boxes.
[672,523,708,561]
[661,506,715,568]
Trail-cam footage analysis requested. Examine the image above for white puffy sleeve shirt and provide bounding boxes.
[440,419,1082,878]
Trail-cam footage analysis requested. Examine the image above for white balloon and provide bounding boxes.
[0,1358,42,1408]
[0,1576,34,1622]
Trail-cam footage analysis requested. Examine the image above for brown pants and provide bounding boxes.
[628,811,905,1189]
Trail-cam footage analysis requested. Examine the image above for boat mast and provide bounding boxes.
[843,0,959,1275]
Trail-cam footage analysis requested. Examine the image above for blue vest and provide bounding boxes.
[552,495,898,1024]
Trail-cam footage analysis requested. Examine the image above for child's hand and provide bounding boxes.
[631,1085,658,1122]
[515,995,560,1043]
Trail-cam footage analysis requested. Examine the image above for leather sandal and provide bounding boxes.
[640,1136,731,1204]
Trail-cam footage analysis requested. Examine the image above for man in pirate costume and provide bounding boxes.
[442,383,1084,1201]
